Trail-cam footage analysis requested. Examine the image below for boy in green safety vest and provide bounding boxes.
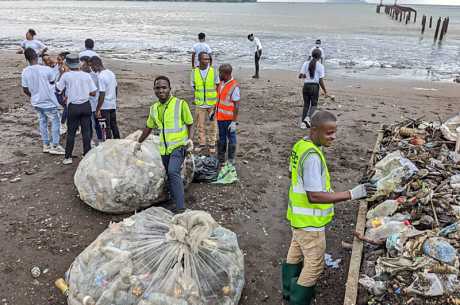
[134,76,194,214]
[191,51,219,154]
[282,111,375,305]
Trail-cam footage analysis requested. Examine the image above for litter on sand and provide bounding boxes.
[358,116,460,305]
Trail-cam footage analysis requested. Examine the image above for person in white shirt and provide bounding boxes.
[56,53,97,165]
[90,56,120,139]
[191,33,213,68]
[18,29,48,63]
[21,48,65,155]
[309,39,325,64]
[247,33,262,79]
[79,39,99,61]
[80,56,103,144]
[298,48,328,129]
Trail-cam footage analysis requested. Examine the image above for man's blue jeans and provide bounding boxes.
[161,147,186,210]
[35,106,60,146]
[218,120,237,146]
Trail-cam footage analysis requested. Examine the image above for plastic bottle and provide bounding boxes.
[366,213,411,229]
[366,197,406,219]
[365,221,411,243]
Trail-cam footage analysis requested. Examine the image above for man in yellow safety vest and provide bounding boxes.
[283,111,375,305]
[135,76,194,213]
[191,52,219,154]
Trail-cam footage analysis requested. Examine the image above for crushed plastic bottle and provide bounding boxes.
[366,197,406,219]
[366,213,411,229]
[365,220,412,244]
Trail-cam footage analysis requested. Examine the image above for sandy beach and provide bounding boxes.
[1,49,460,305]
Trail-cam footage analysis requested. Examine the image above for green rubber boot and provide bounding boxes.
[282,262,302,300]
[289,277,315,305]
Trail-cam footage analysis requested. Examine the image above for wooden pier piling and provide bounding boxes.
[434,17,441,41]
[421,15,426,34]
[429,16,433,28]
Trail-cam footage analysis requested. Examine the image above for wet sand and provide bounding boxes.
[1,50,459,305]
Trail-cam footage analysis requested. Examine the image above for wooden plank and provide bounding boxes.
[343,128,384,305]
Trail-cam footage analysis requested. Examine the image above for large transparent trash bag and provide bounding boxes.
[74,130,194,213]
[65,207,245,305]
[441,113,460,141]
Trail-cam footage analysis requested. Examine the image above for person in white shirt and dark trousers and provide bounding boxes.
[191,33,212,68]
[90,56,120,139]
[56,53,97,165]
[248,33,262,79]
[299,48,328,129]
[309,39,325,64]
[80,56,103,144]
[21,48,65,155]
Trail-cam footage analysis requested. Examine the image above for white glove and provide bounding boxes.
[186,139,194,151]
[349,183,376,200]
[228,121,237,133]
[133,142,142,155]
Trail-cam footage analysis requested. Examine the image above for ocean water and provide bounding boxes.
[1,1,459,81]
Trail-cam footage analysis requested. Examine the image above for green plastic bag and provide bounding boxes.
[213,163,238,184]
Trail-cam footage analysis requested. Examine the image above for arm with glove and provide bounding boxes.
[307,183,375,204]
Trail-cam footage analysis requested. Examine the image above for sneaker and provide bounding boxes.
[304,117,312,128]
[49,145,65,155]
[171,207,186,214]
[60,124,67,135]
[300,122,307,129]
[43,145,51,153]
[62,158,73,165]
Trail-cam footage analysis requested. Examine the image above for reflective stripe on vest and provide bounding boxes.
[216,79,238,121]
[150,96,189,155]
[193,67,217,106]
[286,139,334,229]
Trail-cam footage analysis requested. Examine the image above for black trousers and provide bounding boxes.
[255,50,262,75]
[65,101,92,158]
[101,109,120,139]
[302,83,319,122]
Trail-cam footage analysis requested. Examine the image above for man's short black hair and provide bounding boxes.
[80,55,91,63]
[219,63,233,74]
[85,38,94,49]
[311,111,337,128]
[24,48,37,63]
[154,75,171,88]
[248,33,254,40]
[198,32,205,40]
[28,29,37,37]
[315,39,322,45]
[90,56,103,66]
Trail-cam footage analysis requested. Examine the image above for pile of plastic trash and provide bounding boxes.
[358,117,460,305]
[74,130,194,213]
[64,207,245,305]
